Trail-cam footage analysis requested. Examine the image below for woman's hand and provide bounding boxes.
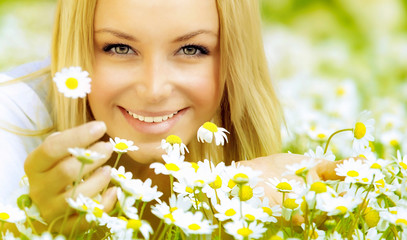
[24,121,117,232]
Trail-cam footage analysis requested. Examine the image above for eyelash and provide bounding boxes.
[102,43,210,57]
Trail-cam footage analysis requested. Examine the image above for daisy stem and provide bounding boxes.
[0,222,4,235]
[48,214,65,232]
[139,202,147,219]
[113,152,123,169]
[323,128,353,154]
[68,213,84,240]
[238,183,243,220]
[71,162,86,199]
[23,208,37,235]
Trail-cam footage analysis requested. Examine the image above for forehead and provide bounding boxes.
[94,0,219,35]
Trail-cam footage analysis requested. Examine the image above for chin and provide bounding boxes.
[127,148,165,165]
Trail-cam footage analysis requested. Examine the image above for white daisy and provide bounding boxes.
[161,135,188,155]
[213,198,241,222]
[317,194,361,218]
[150,150,189,177]
[116,188,138,219]
[111,166,133,187]
[305,146,335,162]
[68,147,105,164]
[380,206,407,228]
[396,150,407,173]
[335,158,367,183]
[53,66,91,98]
[267,177,303,194]
[224,221,267,240]
[151,195,192,224]
[108,216,153,240]
[0,202,25,224]
[110,137,139,153]
[224,161,262,186]
[197,121,229,146]
[31,232,66,240]
[352,111,375,153]
[258,197,282,223]
[173,211,216,236]
[121,178,162,203]
[283,157,319,177]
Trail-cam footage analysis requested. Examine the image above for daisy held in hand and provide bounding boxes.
[52,66,91,99]
[197,122,229,146]
[110,137,139,168]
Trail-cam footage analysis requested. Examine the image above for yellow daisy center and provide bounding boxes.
[194,180,205,186]
[310,182,327,194]
[233,173,249,184]
[309,229,319,239]
[369,141,375,151]
[354,122,366,139]
[93,207,104,218]
[203,122,218,133]
[336,206,348,214]
[262,207,273,216]
[276,182,292,191]
[364,207,380,228]
[165,163,180,172]
[170,207,178,212]
[245,214,255,221]
[164,213,175,222]
[228,179,236,189]
[370,163,381,169]
[283,198,299,210]
[270,236,283,240]
[126,219,142,230]
[185,186,193,193]
[347,170,359,177]
[237,227,253,237]
[65,77,79,90]
[336,87,345,96]
[399,162,407,170]
[239,185,253,201]
[396,219,407,226]
[190,162,199,172]
[295,167,308,176]
[390,139,399,147]
[81,205,88,211]
[317,133,326,139]
[0,212,10,220]
[115,142,129,150]
[209,175,222,189]
[166,135,182,145]
[188,223,201,231]
[225,208,236,217]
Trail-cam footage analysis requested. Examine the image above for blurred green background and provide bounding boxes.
[0,0,406,157]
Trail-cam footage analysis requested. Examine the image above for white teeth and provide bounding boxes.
[127,110,178,123]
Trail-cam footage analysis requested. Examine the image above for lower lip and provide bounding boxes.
[119,107,187,135]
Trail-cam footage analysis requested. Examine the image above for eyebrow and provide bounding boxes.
[95,28,218,42]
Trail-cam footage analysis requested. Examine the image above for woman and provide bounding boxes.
[0,0,335,234]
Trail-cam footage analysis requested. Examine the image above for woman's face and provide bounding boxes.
[89,0,222,163]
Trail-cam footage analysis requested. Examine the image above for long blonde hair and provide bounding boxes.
[44,0,282,163]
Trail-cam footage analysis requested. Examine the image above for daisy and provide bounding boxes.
[224,221,267,240]
[121,178,162,203]
[68,147,105,164]
[151,195,192,224]
[0,203,25,224]
[335,158,367,184]
[111,166,133,187]
[352,111,375,153]
[173,211,216,236]
[282,197,303,221]
[258,197,282,223]
[108,216,153,240]
[224,161,262,186]
[380,206,407,228]
[396,150,407,173]
[161,134,188,155]
[150,150,189,177]
[283,157,319,178]
[214,198,241,222]
[230,184,264,203]
[317,194,360,218]
[66,194,96,214]
[197,121,229,146]
[110,137,139,153]
[53,66,91,98]
[31,232,66,240]
[304,146,335,162]
[116,188,138,219]
[301,223,326,240]
[267,177,303,194]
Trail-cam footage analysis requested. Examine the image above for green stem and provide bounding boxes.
[170,175,174,197]
[23,208,37,235]
[139,202,147,219]
[324,128,353,154]
[71,163,86,198]
[113,152,123,169]
[68,213,84,240]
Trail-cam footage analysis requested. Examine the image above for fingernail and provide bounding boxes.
[102,165,112,174]
[104,142,113,151]
[90,121,106,136]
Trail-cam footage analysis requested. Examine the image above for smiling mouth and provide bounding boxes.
[126,110,179,123]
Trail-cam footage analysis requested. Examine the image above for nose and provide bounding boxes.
[135,55,173,103]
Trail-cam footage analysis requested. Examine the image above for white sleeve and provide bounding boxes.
[0,73,52,203]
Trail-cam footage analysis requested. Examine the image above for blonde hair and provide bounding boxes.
[37,0,282,163]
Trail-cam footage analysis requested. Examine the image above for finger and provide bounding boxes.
[25,121,107,173]
[64,165,112,200]
[45,142,113,193]
[316,160,345,181]
[101,187,118,213]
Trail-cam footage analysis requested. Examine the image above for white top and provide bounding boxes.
[0,59,52,203]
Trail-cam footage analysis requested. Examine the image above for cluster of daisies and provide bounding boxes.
[1,67,407,239]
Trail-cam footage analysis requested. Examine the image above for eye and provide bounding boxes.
[103,44,135,55]
[179,44,209,57]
